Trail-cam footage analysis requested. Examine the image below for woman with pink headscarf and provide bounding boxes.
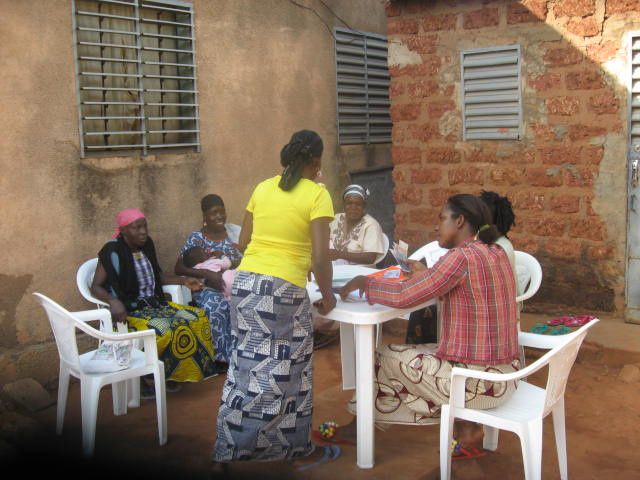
[91,208,218,398]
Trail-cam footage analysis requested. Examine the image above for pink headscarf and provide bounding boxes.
[113,208,146,238]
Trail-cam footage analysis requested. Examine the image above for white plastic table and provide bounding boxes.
[307,265,436,469]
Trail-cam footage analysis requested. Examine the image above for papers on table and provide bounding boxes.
[391,240,410,272]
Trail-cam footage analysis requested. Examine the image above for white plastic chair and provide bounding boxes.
[372,233,390,267]
[33,292,167,457]
[409,240,449,266]
[439,319,599,480]
[514,251,543,303]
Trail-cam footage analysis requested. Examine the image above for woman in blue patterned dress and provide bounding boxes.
[175,194,242,365]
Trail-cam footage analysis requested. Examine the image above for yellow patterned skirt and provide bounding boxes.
[127,301,216,382]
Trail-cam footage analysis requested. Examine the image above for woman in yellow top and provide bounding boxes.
[213,130,337,467]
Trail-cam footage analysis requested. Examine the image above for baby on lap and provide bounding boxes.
[183,246,234,300]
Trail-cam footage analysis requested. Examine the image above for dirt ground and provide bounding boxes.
[3,321,640,480]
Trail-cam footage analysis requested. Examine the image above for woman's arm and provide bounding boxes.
[174,256,223,290]
[159,272,203,291]
[330,250,378,265]
[238,211,253,253]
[311,217,335,315]
[90,260,127,324]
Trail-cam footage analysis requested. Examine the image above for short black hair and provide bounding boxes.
[201,194,224,213]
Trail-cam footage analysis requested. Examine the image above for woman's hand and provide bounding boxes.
[183,276,205,291]
[328,249,342,261]
[313,294,336,315]
[339,275,367,301]
[407,259,427,276]
[203,270,223,290]
[108,298,128,324]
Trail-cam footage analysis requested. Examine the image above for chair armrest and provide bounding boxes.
[518,331,568,350]
[72,309,114,333]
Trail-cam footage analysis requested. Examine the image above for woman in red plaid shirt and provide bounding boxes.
[339,194,520,437]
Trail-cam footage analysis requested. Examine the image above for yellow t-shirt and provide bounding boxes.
[238,176,334,288]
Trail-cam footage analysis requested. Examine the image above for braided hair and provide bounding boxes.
[446,194,500,244]
[279,130,323,191]
[479,191,516,237]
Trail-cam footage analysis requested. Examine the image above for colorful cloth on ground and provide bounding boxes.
[347,343,520,424]
[239,176,334,289]
[365,240,519,366]
[213,271,314,462]
[180,231,242,363]
[127,301,216,382]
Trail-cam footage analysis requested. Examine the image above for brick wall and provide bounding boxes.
[387,0,640,312]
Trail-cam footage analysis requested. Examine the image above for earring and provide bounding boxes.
[203,221,207,227]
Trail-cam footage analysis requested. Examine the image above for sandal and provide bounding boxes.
[531,323,550,334]
[296,445,342,471]
[564,315,595,327]
[546,316,572,326]
[549,325,572,335]
[451,439,486,461]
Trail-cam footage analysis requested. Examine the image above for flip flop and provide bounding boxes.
[546,316,572,326]
[564,315,595,327]
[549,325,572,335]
[531,323,550,334]
[312,430,356,446]
[297,445,342,471]
[452,445,487,461]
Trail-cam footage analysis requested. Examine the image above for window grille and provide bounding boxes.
[630,34,640,153]
[335,27,391,145]
[72,0,200,157]
[460,45,522,140]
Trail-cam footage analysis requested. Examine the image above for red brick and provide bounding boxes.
[531,123,558,142]
[389,81,406,99]
[465,148,498,163]
[448,167,485,186]
[411,167,442,184]
[403,35,438,54]
[512,191,545,211]
[422,13,457,31]
[463,8,499,29]
[550,195,581,213]
[427,100,457,119]
[508,1,548,23]
[586,244,615,260]
[539,146,580,165]
[544,46,583,67]
[385,1,401,17]
[526,167,564,187]
[545,238,583,260]
[606,0,640,15]
[392,146,421,164]
[407,123,441,142]
[566,69,606,90]
[546,96,581,115]
[500,149,538,165]
[586,42,618,64]
[424,147,461,164]
[429,188,459,207]
[529,73,562,92]
[388,18,419,35]
[589,92,620,114]
[570,218,606,241]
[391,124,412,144]
[490,167,525,185]
[567,16,601,37]
[393,184,423,204]
[396,228,429,247]
[390,103,421,121]
[567,124,607,141]
[580,146,605,165]
[563,166,598,187]
[392,167,406,184]
[405,0,427,14]
[407,79,439,99]
[524,216,568,237]
[554,0,596,17]
[409,208,438,225]
[510,234,539,254]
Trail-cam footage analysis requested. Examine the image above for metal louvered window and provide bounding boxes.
[335,27,391,145]
[72,0,200,157]
[461,45,522,140]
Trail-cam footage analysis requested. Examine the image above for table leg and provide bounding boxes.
[340,322,356,390]
[354,323,375,469]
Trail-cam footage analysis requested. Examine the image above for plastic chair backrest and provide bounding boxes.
[409,240,449,267]
[34,293,83,372]
[514,251,542,302]
[374,233,390,265]
[542,320,597,415]
[77,258,108,307]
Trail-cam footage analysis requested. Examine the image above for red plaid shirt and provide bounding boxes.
[365,240,519,365]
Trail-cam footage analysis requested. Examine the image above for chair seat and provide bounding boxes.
[79,348,147,376]
[455,381,546,426]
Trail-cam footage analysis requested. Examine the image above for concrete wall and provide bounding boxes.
[387,0,640,314]
[0,0,389,385]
